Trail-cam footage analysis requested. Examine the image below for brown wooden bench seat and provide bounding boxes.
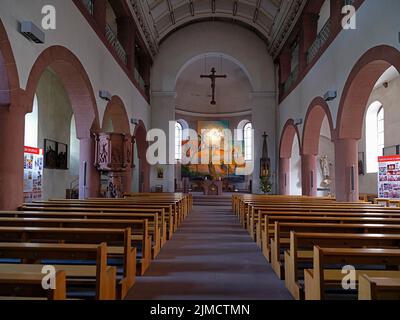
[0,242,115,300]
[261,214,400,259]
[21,204,169,244]
[249,204,393,235]
[270,222,400,280]
[284,232,400,300]
[0,270,66,300]
[0,226,136,299]
[358,274,400,300]
[0,217,151,276]
[5,210,163,257]
[304,246,400,300]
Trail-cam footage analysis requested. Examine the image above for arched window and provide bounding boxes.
[175,122,183,161]
[366,101,384,173]
[377,106,384,157]
[244,122,253,161]
[24,95,39,148]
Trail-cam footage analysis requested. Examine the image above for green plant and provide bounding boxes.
[260,176,272,194]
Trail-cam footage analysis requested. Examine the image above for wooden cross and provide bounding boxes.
[200,67,227,105]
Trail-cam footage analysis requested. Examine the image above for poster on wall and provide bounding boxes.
[378,155,400,199]
[23,146,43,203]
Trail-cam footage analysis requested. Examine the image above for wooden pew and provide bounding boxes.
[22,203,171,242]
[304,246,400,300]
[259,214,400,249]
[261,214,400,261]
[0,270,66,300]
[8,209,163,257]
[284,232,400,300]
[359,274,400,300]
[0,226,136,299]
[0,242,116,300]
[248,203,386,235]
[0,217,151,276]
[270,222,400,280]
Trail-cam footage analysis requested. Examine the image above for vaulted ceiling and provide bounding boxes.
[128,0,307,58]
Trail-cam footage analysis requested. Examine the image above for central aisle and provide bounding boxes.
[126,204,292,300]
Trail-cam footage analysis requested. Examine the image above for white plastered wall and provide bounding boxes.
[0,0,150,135]
[151,21,276,193]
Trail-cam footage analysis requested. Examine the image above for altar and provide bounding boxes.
[203,179,223,196]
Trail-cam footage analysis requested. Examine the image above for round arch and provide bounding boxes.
[302,97,335,156]
[24,45,100,139]
[102,96,131,135]
[279,119,302,195]
[152,21,274,93]
[134,120,150,192]
[336,45,400,140]
[279,119,302,159]
[175,53,255,91]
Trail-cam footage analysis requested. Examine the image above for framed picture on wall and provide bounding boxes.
[44,139,57,169]
[57,143,68,170]
[157,167,164,179]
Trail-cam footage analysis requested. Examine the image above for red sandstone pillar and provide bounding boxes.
[334,138,359,202]
[93,0,107,33]
[79,136,100,199]
[279,157,291,195]
[0,106,25,209]
[299,13,318,72]
[117,16,135,75]
[279,48,292,84]
[301,154,317,196]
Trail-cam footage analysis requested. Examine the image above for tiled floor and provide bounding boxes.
[126,205,292,300]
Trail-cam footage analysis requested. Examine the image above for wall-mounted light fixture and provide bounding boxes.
[19,21,45,44]
[324,90,337,102]
[99,90,112,102]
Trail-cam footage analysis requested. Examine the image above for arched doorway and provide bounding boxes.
[101,96,132,195]
[336,45,400,201]
[279,120,302,195]
[134,120,150,192]
[0,18,22,209]
[25,46,100,199]
[302,97,335,196]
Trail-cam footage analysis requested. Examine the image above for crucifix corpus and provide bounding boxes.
[200,67,227,105]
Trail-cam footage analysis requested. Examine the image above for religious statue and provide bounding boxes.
[319,155,332,188]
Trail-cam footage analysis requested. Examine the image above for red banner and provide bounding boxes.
[24,146,42,155]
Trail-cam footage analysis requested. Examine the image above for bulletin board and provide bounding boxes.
[23,146,43,203]
[378,155,400,199]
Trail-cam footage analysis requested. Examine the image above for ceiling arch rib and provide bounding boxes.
[147,0,278,42]
[129,0,306,58]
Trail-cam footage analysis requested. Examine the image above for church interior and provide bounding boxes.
[1,0,400,304]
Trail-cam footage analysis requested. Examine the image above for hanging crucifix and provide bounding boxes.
[200,67,227,105]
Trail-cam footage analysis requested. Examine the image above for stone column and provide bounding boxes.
[251,92,276,194]
[301,154,317,196]
[150,92,175,192]
[279,157,291,195]
[0,105,25,209]
[334,138,359,202]
[79,135,100,199]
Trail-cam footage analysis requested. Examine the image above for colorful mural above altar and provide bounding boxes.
[181,120,245,181]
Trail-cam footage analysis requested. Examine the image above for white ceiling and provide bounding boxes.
[175,55,252,114]
[129,0,307,57]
